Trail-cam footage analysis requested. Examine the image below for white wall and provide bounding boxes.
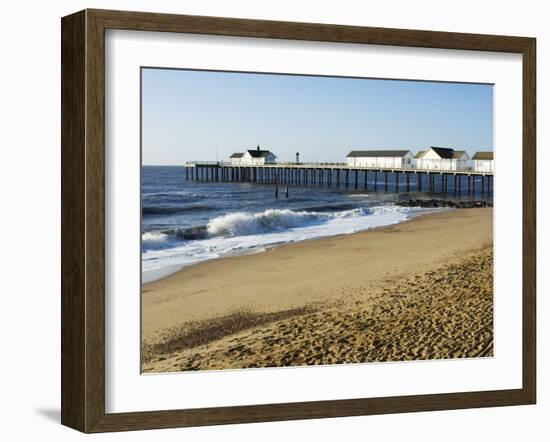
[416,151,470,171]
[346,156,411,168]
[416,158,468,171]
[232,152,276,165]
[0,1,547,441]
[474,160,495,172]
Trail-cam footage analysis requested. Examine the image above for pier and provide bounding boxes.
[184,162,493,196]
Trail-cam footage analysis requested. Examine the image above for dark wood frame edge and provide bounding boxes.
[61,9,536,433]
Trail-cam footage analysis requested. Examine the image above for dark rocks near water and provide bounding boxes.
[397,199,493,209]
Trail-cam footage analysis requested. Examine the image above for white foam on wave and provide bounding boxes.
[206,207,364,238]
[142,205,436,283]
[142,231,171,248]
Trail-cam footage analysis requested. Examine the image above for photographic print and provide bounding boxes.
[140,68,494,374]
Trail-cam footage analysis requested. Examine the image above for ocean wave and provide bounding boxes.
[142,190,240,200]
[205,208,368,238]
[141,204,427,282]
[142,226,208,250]
[142,192,205,200]
[142,231,172,248]
[141,205,417,253]
[142,205,214,215]
[301,203,358,213]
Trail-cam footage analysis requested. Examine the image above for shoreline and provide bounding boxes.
[142,206,450,284]
[142,208,493,369]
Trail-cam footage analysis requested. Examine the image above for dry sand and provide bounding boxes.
[142,208,493,373]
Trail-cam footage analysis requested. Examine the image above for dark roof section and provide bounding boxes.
[472,151,494,160]
[230,152,244,158]
[346,150,411,158]
[247,149,274,158]
[415,150,425,158]
[428,146,455,159]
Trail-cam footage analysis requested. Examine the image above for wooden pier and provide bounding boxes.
[185,162,493,196]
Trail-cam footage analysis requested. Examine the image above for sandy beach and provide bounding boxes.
[142,208,493,373]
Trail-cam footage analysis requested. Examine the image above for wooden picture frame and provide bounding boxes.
[61,8,536,433]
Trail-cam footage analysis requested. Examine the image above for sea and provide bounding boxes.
[142,166,491,283]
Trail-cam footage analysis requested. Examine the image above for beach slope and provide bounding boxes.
[142,208,493,372]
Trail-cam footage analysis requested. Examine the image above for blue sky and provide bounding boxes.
[142,68,493,165]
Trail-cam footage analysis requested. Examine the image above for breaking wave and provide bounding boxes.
[141,205,413,250]
[205,208,367,237]
[141,204,432,282]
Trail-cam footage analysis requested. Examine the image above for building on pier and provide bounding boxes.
[229,144,277,165]
[345,150,414,169]
[413,150,425,168]
[472,151,494,172]
[415,147,470,171]
[228,152,245,164]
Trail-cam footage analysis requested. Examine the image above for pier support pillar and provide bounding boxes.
[395,172,399,192]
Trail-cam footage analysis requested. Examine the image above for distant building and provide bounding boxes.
[229,145,277,165]
[345,150,414,168]
[229,152,245,165]
[472,151,494,172]
[415,147,470,171]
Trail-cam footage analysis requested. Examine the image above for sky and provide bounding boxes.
[141,68,493,165]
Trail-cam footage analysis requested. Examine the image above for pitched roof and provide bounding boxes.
[230,152,244,158]
[428,146,455,159]
[414,150,425,159]
[452,150,469,159]
[472,151,494,160]
[247,149,274,158]
[346,150,411,158]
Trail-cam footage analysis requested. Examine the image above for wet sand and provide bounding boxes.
[142,208,493,373]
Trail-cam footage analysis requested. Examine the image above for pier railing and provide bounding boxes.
[185,161,489,175]
[183,161,493,195]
